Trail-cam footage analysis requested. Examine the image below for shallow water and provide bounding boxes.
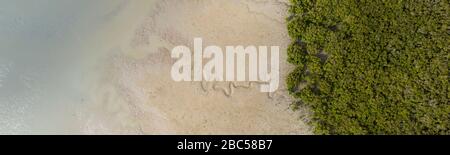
[0,0,153,134]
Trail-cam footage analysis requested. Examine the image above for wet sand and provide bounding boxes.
[78,0,311,134]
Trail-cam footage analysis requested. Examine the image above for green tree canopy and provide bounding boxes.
[287,0,449,134]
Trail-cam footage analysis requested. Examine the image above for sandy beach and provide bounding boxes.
[78,0,311,134]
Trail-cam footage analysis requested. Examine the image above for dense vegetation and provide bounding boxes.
[286,0,449,134]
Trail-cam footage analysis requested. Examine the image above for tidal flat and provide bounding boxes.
[0,0,311,134]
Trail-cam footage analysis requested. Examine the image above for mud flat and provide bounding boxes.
[79,0,312,134]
